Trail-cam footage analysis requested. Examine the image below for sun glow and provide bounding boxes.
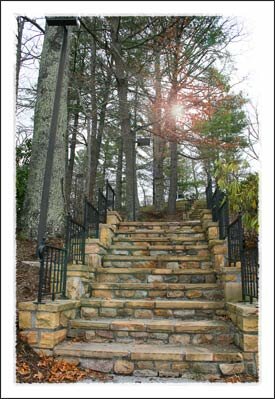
[171,104,184,118]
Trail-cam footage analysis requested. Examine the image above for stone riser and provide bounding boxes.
[54,342,244,379]
[102,260,211,270]
[80,306,223,320]
[113,238,207,246]
[68,328,233,346]
[119,221,201,227]
[117,227,203,233]
[115,232,205,239]
[58,356,245,379]
[96,271,216,284]
[90,288,224,301]
[109,248,209,257]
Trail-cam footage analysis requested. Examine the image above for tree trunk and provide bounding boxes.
[65,109,79,210]
[115,137,123,211]
[109,17,135,220]
[88,70,112,202]
[21,25,70,238]
[16,17,24,100]
[85,116,92,198]
[167,141,178,215]
[153,135,165,211]
[191,158,199,199]
[152,51,165,211]
[133,85,140,218]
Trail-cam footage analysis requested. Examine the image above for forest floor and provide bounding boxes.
[137,200,191,222]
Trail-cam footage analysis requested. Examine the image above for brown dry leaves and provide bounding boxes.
[16,338,112,383]
[17,354,113,383]
[208,374,258,383]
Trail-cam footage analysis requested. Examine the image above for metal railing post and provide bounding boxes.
[37,239,46,303]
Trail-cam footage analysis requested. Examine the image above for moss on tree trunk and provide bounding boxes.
[20,25,70,239]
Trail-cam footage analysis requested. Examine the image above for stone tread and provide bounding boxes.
[119,221,201,226]
[80,298,224,309]
[70,318,229,333]
[113,237,206,242]
[95,267,215,274]
[103,255,210,261]
[109,244,208,250]
[91,282,219,290]
[54,341,243,362]
[115,229,204,234]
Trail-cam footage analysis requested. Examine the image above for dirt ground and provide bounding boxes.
[16,238,39,304]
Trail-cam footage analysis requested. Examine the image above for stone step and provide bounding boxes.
[68,318,232,345]
[109,244,209,257]
[90,282,223,300]
[112,236,207,245]
[115,229,205,237]
[54,341,244,378]
[119,221,201,227]
[117,226,203,233]
[102,255,211,270]
[95,267,217,284]
[80,298,224,320]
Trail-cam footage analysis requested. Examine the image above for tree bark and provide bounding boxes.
[115,137,123,211]
[109,17,135,220]
[21,25,70,238]
[153,135,166,211]
[66,108,79,210]
[152,50,166,211]
[133,85,140,217]
[191,158,199,199]
[16,17,24,100]
[88,70,111,202]
[167,28,180,216]
[167,141,178,215]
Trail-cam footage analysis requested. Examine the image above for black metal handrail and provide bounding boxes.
[84,197,99,238]
[212,187,224,222]
[241,247,259,303]
[228,214,243,266]
[65,214,85,264]
[106,179,115,211]
[36,181,116,302]
[98,188,107,224]
[218,199,229,240]
[37,241,67,303]
[205,176,259,302]
[206,177,213,209]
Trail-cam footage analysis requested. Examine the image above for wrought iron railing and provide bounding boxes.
[98,188,107,224]
[211,187,224,222]
[206,177,213,209]
[206,181,229,240]
[106,179,115,211]
[205,176,258,302]
[228,215,243,266]
[218,199,229,240]
[65,214,85,264]
[36,181,116,302]
[37,241,67,303]
[84,197,99,238]
[241,247,259,303]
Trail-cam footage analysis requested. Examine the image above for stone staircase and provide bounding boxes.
[54,219,245,380]
[188,200,207,220]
